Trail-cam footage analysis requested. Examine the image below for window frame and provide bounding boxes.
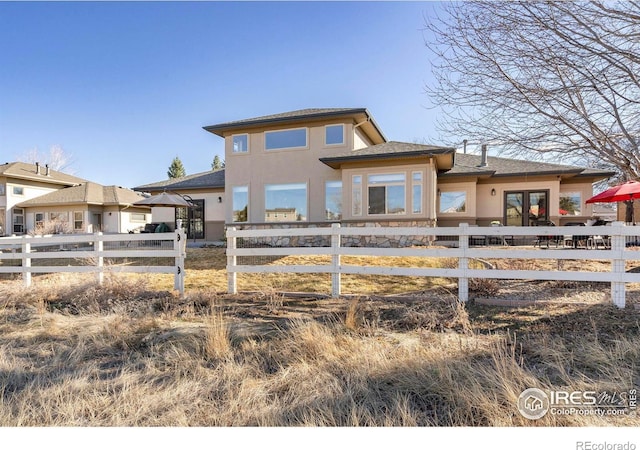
[35,212,45,229]
[232,185,249,223]
[12,186,24,196]
[324,124,345,147]
[352,175,362,217]
[232,134,249,154]
[74,211,84,231]
[264,182,308,222]
[412,171,423,214]
[559,191,582,217]
[264,127,308,151]
[438,190,467,214]
[367,173,407,216]
[130,212,146,223]
[325,180,343,220]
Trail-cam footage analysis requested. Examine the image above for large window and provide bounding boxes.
[265,128,307,150]
[439,191,467,213]
[325,181,342,220]
[559,192,581,216]
[232,186,249,222]
[368,173,406,215]
[233,134,249,153]
[265,183,307,222]
[325,125,344,146]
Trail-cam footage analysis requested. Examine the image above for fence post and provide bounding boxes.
[610,221,626,308]
[331,223,341,298]
[22,235,32,287]
[95,232,104,285]
[227,227,237,294]
[174,229,186,296]
[458,223,469,302]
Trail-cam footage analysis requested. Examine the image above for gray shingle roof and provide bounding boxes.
[16,182,148,207]
[203,108,387,142]
[0,162,86,186]
[441,153,616,179]
[320,141,456,168]
[133,169,225,192]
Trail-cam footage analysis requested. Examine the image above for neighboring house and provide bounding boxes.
[15,182,151,234]
[202,108,614,231]
[0,162,87,236]
[133,169,225,241]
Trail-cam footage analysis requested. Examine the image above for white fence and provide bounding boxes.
[0,230,187,295]
[226,223,640,308]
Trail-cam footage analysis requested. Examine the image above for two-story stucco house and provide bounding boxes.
[202,108,614,236]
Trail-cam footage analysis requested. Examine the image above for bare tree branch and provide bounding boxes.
[424,1,640,181]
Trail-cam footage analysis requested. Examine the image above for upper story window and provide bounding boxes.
[0,184,5,196]
[233,134,249,153]
[13,186,24,196]
[265,128,307,151]
[325,124,345,146]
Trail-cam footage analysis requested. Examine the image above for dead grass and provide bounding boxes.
[1,255,639,426]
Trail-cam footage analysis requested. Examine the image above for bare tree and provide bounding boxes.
[18,145,76,173]
[424,1,640,181]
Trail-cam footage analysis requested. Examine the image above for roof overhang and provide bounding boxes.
[204,108,386,144]
[320,146,455,170]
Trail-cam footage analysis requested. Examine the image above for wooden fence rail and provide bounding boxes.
[0,230,187,295]
[227,222,640,308]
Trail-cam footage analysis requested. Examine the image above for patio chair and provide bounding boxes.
[533,220,562,248]
[468,224,487,246]
[563,222,587,248]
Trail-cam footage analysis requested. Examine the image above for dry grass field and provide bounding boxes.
[0,247,638,426]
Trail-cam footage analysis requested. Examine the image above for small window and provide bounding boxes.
[130,213,146,222]
[559,192,581,216]
[12,186,24,196]
[232,134,249,153]
[74,211,84,230]
[232,186,249,223]
[325,125,344,146]
[0,184,5,195]
[35,213,45,229]
[325,181,342,220]
[265,128,307,150]
[439,191,467,213]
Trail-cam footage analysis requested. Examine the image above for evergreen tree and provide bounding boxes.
[167,157,186,179]
[211,155,225,170]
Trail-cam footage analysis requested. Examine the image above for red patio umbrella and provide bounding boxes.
[585,180,640,223]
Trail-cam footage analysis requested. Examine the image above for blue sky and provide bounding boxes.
[0,1,445,188]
